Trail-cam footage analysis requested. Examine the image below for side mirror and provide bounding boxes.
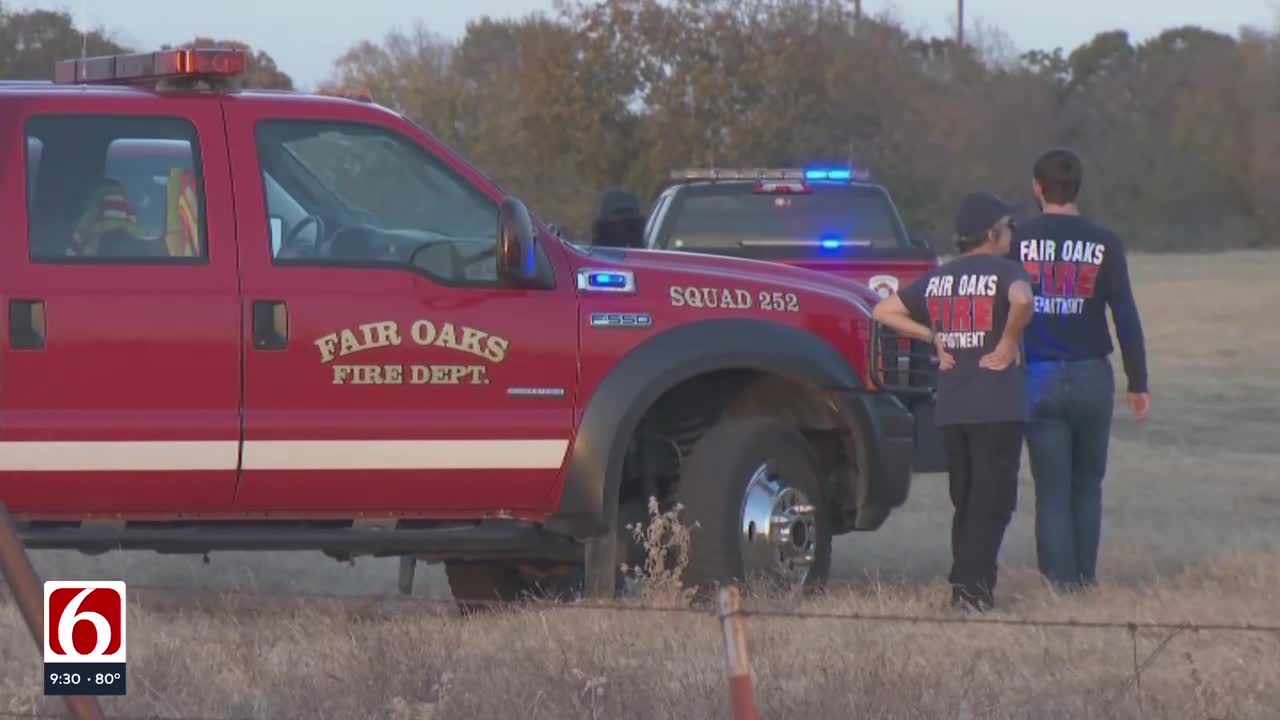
[590,190,645,248]
[497,195,540,285]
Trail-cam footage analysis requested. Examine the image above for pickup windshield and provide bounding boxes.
[653,182,923,259]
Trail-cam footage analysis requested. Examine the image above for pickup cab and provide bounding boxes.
[1,48,930,609]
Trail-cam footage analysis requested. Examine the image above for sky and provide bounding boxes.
[8,0,1278,90]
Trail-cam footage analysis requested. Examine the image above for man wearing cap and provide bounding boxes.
[873,191,1034,611]
[1010,148,1150,592]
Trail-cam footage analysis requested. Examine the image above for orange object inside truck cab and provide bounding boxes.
[163,167,202,257]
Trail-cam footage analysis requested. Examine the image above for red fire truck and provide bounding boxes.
[0,48,936,609]
[590,171,948,484]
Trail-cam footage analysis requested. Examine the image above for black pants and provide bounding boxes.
[941,421,1024,609]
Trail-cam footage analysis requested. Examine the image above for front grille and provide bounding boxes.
[868,321,937,398]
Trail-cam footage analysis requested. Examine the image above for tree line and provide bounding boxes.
[5,1,1278,252]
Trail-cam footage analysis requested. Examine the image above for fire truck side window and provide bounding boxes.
[24,115,208,262]
[253,120,500,284]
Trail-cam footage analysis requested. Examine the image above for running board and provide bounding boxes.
[15,520,584,563]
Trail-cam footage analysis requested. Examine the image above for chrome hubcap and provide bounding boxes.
[739,463,817,588]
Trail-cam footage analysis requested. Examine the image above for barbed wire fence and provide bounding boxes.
[4,503,1280,720]
[6,581,1280,720]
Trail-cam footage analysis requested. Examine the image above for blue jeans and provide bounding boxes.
[1024,357,1115,590]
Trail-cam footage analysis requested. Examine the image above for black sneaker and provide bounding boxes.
[951,587,994,612]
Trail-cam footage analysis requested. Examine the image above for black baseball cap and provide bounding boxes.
[954,192,1020,239]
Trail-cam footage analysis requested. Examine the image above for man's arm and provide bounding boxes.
[876,274,957,370]
[871,293,935,343]
[1002,279,1034,344]
[978,271,1033,371]
[873,292,955,371]
[1103,238,1151,419]
[1105,241,1149,392]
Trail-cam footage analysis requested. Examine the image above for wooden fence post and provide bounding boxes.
[0,501,105,720]
[718,586,758,720]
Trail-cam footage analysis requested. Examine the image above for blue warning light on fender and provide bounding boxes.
[591,272,628,287]
[576,268,637,293]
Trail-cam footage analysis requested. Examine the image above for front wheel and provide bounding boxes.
[673,416,833,598]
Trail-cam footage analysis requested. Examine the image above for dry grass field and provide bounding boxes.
[3,250,1279,719]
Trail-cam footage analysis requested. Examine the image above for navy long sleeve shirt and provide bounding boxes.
[1008,212,1149,394]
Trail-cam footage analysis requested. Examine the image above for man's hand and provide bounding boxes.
[933,332,955,371]
[1128,392,1151,422]
[979,338,1020,371]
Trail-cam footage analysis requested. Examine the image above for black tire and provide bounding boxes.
[444,560,586,613]
[443,561,531,614]
[672,416,833,599]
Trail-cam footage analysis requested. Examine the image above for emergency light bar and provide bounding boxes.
[805,166,871,181]
[53,48,247,85]
[671,168,807,181]
[316,87,376,103]
[804,167,871,181]
[670,166,871,182]
[739,238,874,248]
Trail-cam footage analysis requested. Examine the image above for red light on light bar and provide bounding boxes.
[53,48,247,85]
[754,180,809,194]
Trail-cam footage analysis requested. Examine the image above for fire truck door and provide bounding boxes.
[0,103,241,515]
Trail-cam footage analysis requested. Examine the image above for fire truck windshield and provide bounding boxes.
[656,182,916,259]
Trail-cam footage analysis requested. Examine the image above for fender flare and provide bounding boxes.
[543,317,863,538]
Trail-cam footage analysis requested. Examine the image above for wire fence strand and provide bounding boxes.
[108,583,1280,635]
[0,707,217,712]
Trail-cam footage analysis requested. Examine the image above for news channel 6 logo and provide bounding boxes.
[43,580,127,696]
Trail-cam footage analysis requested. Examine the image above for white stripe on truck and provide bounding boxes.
[240,439,570,470]
[0,440,570,471]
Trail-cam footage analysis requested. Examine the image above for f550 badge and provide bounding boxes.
[590,312,652,328]
[44,580,127,696]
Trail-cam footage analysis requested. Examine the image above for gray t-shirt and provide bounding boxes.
[897,253,1030,426]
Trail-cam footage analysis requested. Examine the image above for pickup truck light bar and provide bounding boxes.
[316,87,376,103]
[737,238,873,248]
[53,48,247,85]
[670,166,872,182]
[672,168,805,181]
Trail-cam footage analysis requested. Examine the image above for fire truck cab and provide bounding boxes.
[0,49,932,609]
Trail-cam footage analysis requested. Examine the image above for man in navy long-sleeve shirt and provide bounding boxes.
[1009,148,1151,591]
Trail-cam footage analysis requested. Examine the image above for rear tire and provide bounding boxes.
[673,416,833,599]
[443,561,530,614]
[444,560,584,614]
